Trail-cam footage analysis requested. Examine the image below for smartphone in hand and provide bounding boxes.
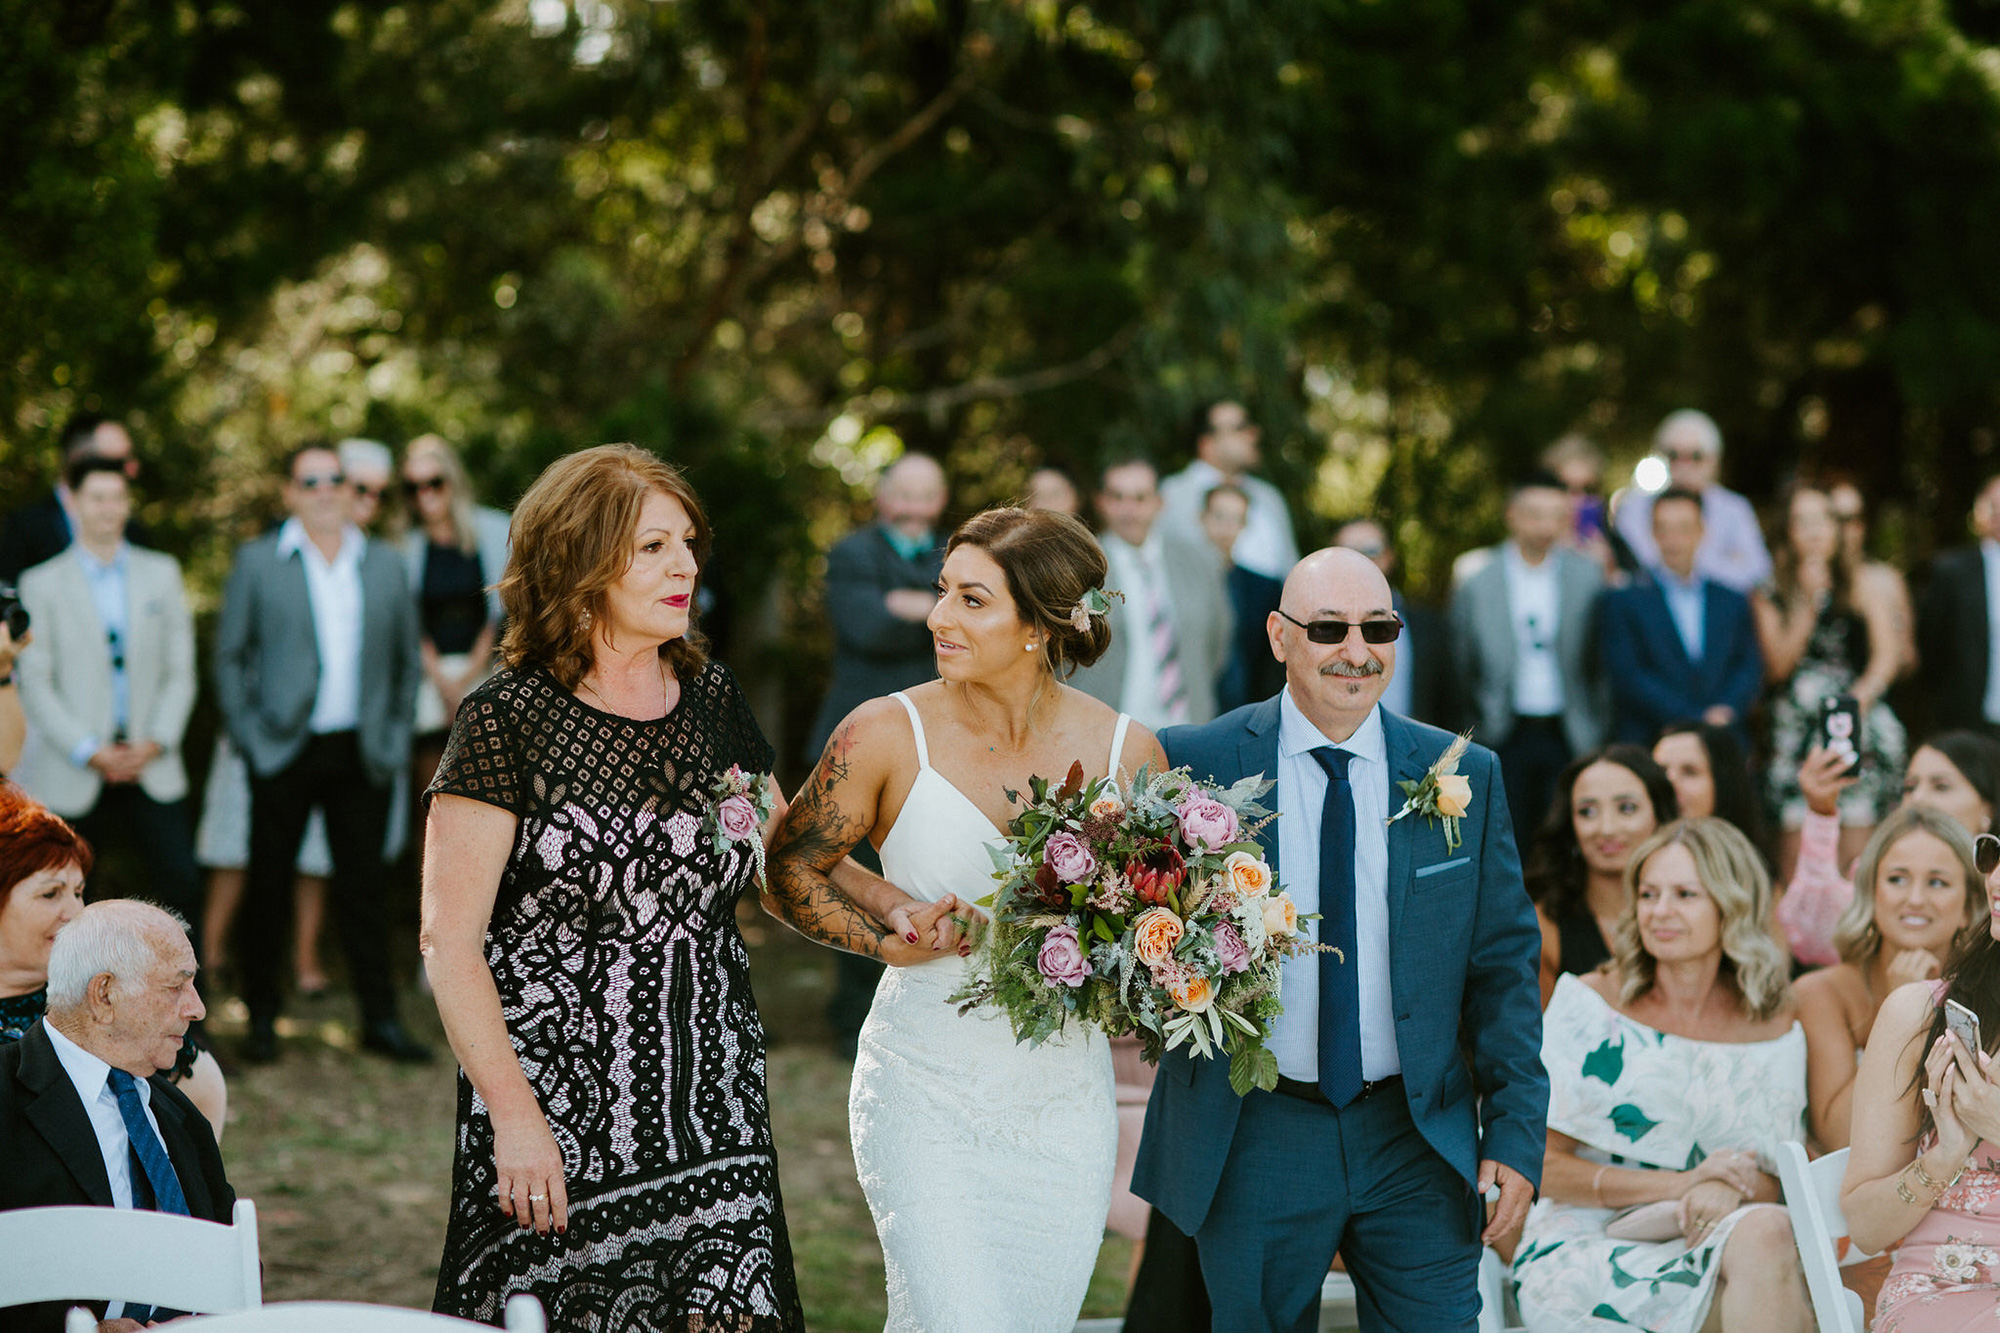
[1947,998,1983,1059]
[1818,694,1862,774]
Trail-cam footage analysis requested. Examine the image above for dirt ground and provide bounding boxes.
[211,901,1133,1329]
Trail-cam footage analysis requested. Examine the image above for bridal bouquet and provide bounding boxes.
[949,762,1315,1094]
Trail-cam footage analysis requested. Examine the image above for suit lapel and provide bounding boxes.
[149,1087,214,1220]
[1640,583,1696,673]
[1235,698,1284,886]
[1381,711,1429,941]
[19,1025,116,1208]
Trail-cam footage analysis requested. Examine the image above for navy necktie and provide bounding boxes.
[108,1068,189,1324]
[1309,746,1364,1106]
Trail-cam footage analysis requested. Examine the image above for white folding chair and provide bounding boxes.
[153,1295,547,1330]
[1776,1140,1866,1333]
[0,1197,261,1315]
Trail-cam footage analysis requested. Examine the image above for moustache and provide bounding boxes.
[1319,660,1384,679]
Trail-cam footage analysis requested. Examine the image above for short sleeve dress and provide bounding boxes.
[428,661,804,1333]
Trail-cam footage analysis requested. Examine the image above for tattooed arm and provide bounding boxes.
[765,703,961,965]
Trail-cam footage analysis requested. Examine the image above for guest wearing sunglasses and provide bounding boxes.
[1614,409,1773,595]
[1599,486,1765,751]
[1449,470,1609,852]
[339,436,396,531]
[213,442,429,1064]
[394,435,511,812]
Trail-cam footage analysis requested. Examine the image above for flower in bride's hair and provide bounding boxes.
[1133,906,1185,967]
[1044,831,1098,884]
[1037,924,1091,988]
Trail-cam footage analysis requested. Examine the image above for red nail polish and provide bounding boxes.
[907,932,918,943]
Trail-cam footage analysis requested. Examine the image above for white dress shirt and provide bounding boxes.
[277,517,367,734]
[1102,531,1180,731]
[1503,542,1564,717]
[69,542,133,765]
[1616,484,1773,594]
[1657,567,1708,664]
[1271,691,1399,1083]
[44,1021,170,1321]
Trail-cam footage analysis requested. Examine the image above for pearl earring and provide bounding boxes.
[1025,642,1038,652]
[580,609,593,632]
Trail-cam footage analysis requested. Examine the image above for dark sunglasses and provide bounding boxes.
[1978,833,2000,878]
[1662,449,1711,464]
[1276,608,1404,644]
[349,483,384,500]
[403,475,448,498]
[295,472,346,490]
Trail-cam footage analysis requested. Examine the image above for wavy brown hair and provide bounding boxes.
[946,507,1112,679]
[1834,804,1987,968]
[1614,817,1792,1021]
[497,443,710,689]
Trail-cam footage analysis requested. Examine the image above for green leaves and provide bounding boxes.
[1608,1103,1660,1143]
[1228,1042,1279,1097]
[1581,1037,1624,1087]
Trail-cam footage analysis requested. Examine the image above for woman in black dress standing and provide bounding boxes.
[422,443,804,1330]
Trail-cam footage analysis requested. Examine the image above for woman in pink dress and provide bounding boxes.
[1844,830,2000,1329]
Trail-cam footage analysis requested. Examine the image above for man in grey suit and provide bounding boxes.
[1072,457,1233,730]
[214,442,429,1064]
[13,456,202,939]
[1449,470,1608,850]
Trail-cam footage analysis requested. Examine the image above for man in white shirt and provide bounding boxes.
[1071,458,1233,728]
[0,900,234,1333]
[1614,409,1773,594]
[1158,400,1300,581]
[1449,473,1607,849]
[14,457,202,940]
[213,444,427,1065]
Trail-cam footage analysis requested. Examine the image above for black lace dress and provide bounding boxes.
[428,661,804,1332]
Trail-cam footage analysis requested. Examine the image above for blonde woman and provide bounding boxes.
[1798,806,1986,1150]
[1512,817,1812,1332]
[397,434,511,796]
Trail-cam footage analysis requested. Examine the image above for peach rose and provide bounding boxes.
[1436,773,1473,819]
[1166,971,1215,1013]
[1223,850,1273,900]
[1262,891,1298,938]
[1088,788,1126,820]
[1132,906,1185,968]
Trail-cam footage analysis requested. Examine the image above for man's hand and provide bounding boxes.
[883,589,935,623]
[97,1320,146,1332]
[1478,1159,1533,1245]
[1701,704,1735,727]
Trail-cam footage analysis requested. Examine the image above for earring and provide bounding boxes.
[1025,641,1038,652]
[580,609,593,632]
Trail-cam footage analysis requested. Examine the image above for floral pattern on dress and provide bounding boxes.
[1763,591,1906,829]
[1875,1133,2000,1331]
[1511,973,1807,1333]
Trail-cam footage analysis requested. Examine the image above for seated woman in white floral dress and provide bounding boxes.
[1842,828,2000,1332]
[1512,817,1814,1332]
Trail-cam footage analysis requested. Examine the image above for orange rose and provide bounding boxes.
[1166,971,1215,1013]
[1133,906,1185,967]
[1224,850,1273,900]
[1262,891,1298,938]
[1436,773,1473,819]
[1088,789,1126,820]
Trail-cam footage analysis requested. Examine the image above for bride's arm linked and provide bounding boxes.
[765,710,964,965]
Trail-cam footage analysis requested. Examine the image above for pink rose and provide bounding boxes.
[1177,793,1240,852]
[1213,921,1250,975]
[717,793,760,842]
[1037,924,1091,988]
[1044,831,1098,884]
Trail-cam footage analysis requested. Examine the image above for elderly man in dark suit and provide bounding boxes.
[808,451,948,1054]
[1134,548,1548,1333]
[0,900,234,1333]
[214,442,427,1065]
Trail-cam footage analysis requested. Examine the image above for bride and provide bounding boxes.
[768,505,1166,1331]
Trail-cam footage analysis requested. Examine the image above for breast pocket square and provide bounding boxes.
[1414,855,1472,881]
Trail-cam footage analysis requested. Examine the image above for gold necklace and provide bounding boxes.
[579,656,671,717]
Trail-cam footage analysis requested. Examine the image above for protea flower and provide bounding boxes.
[1128,844,1186,907]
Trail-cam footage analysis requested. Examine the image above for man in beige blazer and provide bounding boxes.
[13,456,202,942]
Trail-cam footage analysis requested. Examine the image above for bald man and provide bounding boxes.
[1130,549,1548,1332]
[808,453,950,1054]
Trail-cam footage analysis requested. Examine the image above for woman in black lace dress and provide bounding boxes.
[423,445,803,1331]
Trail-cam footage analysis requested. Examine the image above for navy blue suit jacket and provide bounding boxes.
[1130,697,1548,1236]
[1599,576,1764,746]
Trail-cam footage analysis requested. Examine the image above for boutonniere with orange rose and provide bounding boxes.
[1386,731,1475,853]
[949,762,1320,1095]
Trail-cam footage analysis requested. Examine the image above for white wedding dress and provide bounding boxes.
[849,691,1124,1332]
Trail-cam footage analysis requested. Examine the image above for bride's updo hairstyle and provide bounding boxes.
[947,507,1112,679]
